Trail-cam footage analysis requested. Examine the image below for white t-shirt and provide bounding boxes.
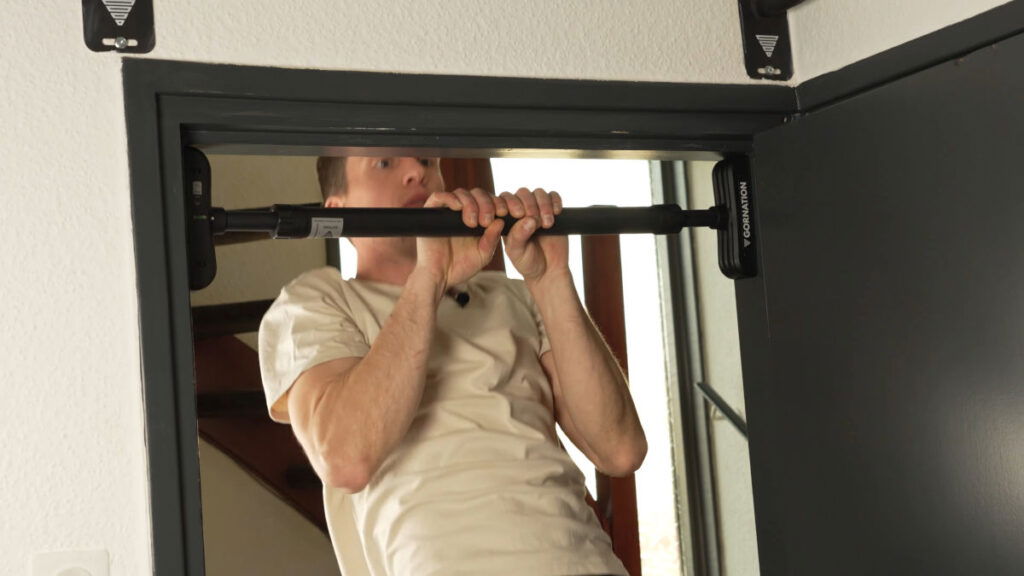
[259,267,627,576]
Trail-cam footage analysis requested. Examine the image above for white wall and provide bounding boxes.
[151,0,750,83]
[790,0,1013,82]
[0,1,1009,574]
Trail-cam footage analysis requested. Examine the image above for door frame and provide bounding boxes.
[124,57,791,576]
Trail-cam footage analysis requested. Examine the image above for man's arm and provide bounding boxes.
[499,187,646,476]
[287,267,445,492]
[284,189,505,493]
[531,271,647,477]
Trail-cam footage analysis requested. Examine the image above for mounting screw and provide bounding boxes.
[757,65,782,76]
[114,37,128,49]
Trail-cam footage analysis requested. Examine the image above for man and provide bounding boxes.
[258,155,647,575]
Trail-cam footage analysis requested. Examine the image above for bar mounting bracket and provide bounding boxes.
[738,0,796,81]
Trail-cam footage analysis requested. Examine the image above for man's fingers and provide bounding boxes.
[478,219,504,259]
[424,190,463,210]
[516,187,540,221]
[500,191,525,219]
[493,194,509,218]
[469,187,496,227]
[508,214,538,246]
[501,216,539,275]
[425,189,557,232]
[533,188,555,228]
[450,188,478,227]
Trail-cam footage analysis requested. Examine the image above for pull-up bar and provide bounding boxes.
[213,204,722,239]
[185,149,758,290]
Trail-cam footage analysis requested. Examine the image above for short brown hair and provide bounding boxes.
[316,156,347,202]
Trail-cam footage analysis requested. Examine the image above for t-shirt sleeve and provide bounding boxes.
[258,268,370,423]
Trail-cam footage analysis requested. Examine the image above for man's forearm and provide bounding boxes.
[528,271,647,473]
[311,268,445,486]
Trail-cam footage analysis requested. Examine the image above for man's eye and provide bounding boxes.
[419,158,432,167]
[376,159,392,169]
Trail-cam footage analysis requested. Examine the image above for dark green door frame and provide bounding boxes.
[124,58,792,576]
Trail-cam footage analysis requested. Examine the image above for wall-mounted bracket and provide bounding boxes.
[185,147,216,290]
[82,0,155,53]
[738,0,794,81]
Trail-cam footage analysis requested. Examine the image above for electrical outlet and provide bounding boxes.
[32,550,109,576]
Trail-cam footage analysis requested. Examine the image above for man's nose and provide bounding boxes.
[401,158,426,187]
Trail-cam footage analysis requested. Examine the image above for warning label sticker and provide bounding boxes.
[309,217,345,238]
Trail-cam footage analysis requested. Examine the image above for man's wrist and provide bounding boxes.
[525,267,574,298]
[409,266,448,305]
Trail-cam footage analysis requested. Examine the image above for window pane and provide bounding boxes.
[623,231,683,576]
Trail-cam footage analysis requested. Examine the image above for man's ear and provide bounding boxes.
[324,194,344,208]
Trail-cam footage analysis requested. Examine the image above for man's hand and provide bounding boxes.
[500,188,568,285]
[415,188,506,292]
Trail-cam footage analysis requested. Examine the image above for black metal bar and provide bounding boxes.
[694,380,749,438]
[213,231,271,246]
[211,204,722,239]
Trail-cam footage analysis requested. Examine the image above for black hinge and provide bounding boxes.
[737,0,793,81]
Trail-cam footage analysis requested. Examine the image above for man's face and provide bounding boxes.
[331,156,445,208]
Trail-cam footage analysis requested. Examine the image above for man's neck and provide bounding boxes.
[354,240,417,286]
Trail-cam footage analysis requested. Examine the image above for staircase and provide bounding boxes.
[193,302,328,532]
